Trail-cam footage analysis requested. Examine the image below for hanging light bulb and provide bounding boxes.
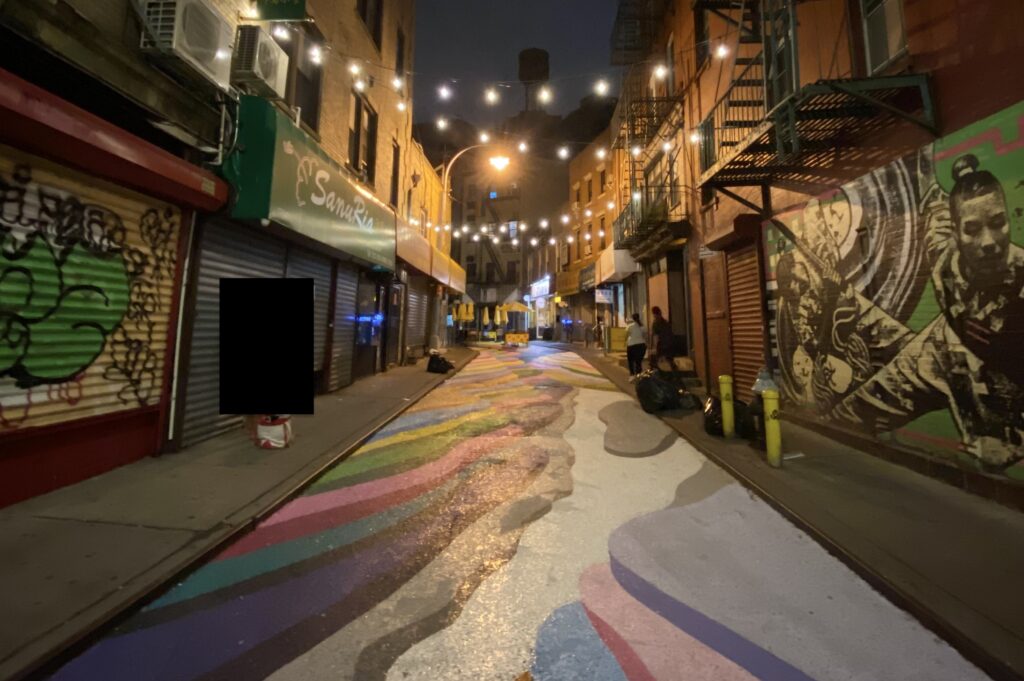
[348,62,361,75]
[462,225,470,233]
[309,45,323,65]
[438,84,453,100]
[397,101,407,112]
[537,86,553,104]
[584,233,592,241]
[444,224,451,231]
[480,225,488,232]
[472,234,480,242]
[584,209,593,218]
[512,238,519,246]
[492,236,500,244]
[716,43,730,59]
[558,146,570,160]
[689,130,701,144]
[607,201,615,210]
[499,224,507,233]
[549,237,557,245]
[560,214,570,224]
[485,87,500,105]
[453,231,461,239]
[631,145,642,158]
[567,235,575,243]
[633,191,642,201]
[654,64,668,80]
[662,140,673,152]
[530,238,539,246]
[594,79,610,96]
[598,229,606,238]
[354,79,367,92]
[436,117,449,131]
[391,76,404,90]
[596,147,607,160]
[540,219,549,229]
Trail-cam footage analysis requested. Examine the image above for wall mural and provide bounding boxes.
[0,146,179,431]
[765,100,1024,478]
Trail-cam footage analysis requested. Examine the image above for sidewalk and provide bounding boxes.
[0,347,476,681]
[539,341,1024,681]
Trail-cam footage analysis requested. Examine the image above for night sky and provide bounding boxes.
[413,0,620,127]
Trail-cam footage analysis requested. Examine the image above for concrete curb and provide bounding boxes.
[19,349,479,681]
[568,346,1020,681]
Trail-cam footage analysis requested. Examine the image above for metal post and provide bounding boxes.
[719,374,735,438]
[764,388,782,467]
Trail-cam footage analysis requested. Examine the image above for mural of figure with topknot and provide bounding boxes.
[834,153,1024,469]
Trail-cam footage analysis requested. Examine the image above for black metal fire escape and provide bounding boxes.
[696,0,937,213]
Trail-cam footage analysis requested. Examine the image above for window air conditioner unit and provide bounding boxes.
[232,25,289,99]
[140,0,233,92]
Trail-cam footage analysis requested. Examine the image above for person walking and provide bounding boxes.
[626,313,647,381]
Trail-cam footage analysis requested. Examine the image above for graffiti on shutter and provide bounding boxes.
[727,245,766,404]
[1,144,179,432]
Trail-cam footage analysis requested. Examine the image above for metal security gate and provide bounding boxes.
[328,263,358,391]
[285,247,332,372]
[405,275,430,354]
[726,245,767,404]
[181,220,286,447]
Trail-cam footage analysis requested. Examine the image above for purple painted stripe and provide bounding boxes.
[50,448,548,681]
[609,557,818,681]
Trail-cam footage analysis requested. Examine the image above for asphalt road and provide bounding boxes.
[47,346,992,681]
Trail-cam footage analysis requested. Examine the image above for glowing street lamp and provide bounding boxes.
[436,117,449,131]
[594,79,610,96]
[557,146,570,160]
[485,87,500,105]
[538,86,553,104]
[438,84,453,100]
[479,132,491,143]
[489,156,511,171]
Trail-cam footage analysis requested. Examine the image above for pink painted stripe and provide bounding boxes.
[215,427,524,560]
[579,564,759,681]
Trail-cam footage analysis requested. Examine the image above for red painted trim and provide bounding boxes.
[0,405,160,445]
[0,67,228,211]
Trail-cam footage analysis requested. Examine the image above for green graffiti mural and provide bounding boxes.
[1,159,178,428]
[766,100,1024,477]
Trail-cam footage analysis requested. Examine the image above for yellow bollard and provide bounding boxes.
[718,375,735,438]
[764,388,782,467]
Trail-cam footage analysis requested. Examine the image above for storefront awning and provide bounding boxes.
[596,247,641,284]
[223,96,396,271]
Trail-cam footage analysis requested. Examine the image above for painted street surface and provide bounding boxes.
[49,346,991,681]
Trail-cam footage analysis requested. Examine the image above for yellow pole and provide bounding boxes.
[719,375,735,438]
[764,388,782,468]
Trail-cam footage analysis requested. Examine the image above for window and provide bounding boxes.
[357,0,383,48]
[405,188,412,219]
[485,262,496,283]
[574,229,581,260]
[666,35,676,96]
[467,256,477,279]
[389,141,400,207]
[507,261,518,284]
[272,25,324,132]
[587,178,593,203]
[348,93,378,184]
[584,225,593,257]
[695,9,709,66]
[599,216,607,250]
[575,186,581,204]
[395,28,406,78]
[599,169,607,193]
[862,0,907,73]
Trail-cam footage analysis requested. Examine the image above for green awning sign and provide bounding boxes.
[223,96,396,270]
[256,0,305,21]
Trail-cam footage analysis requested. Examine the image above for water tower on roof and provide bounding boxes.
[519,48,550,111]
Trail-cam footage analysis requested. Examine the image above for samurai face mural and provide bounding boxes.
[766,102,1024,475]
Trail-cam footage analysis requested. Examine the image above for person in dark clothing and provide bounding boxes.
[649,306,680,378]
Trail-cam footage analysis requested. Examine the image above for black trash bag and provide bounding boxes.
[427,354,454,374]
[636,371,682,413]
[703,396,757,438]
[703,396,724,436]
[678,390,702,411]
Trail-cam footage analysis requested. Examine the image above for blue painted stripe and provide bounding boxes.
[531,602,628,681]
[609,557,817,681]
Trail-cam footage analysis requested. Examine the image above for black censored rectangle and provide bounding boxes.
[219,278,314,415]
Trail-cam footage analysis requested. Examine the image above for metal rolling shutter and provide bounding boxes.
[328,263,358,391]
[181,221,286,448]
[726,245,767,404]
[285,248,332,371]
[405,277,429,351]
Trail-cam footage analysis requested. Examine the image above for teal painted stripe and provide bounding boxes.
[144,477,459,611]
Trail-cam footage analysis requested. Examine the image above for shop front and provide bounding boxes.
[529,276,553,338]
[176,95,396,448]
[0,68,229,505]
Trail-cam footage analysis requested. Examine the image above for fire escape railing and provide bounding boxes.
[699,55,767,174]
